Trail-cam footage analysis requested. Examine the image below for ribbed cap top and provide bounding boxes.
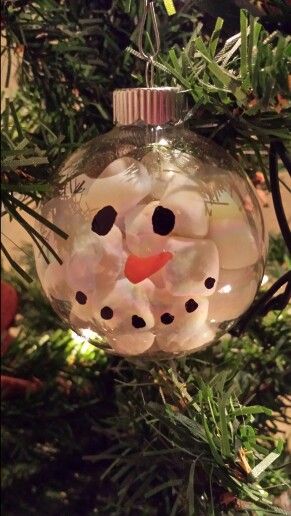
[113,87,184,126]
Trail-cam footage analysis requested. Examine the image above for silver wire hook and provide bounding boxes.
[138,0,161,87]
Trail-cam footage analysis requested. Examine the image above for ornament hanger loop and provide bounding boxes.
[138,0,161,87]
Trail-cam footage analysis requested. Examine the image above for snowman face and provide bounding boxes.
[72,198,217,312]
[36,152,262,357]
[88,200,217,290]
[66,160,219,356]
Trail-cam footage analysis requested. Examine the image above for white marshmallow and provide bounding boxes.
[66,236,103,291]
[86,158,152,215]
[125,202,169,256]
[162,172,198,198]
[108,331,155,356]
[208,267,258,323]
[157,323,215,353]
[43,258,72,301]
[231,175,268,261]
[90,225,124,281]
[41,197,84,232]
[189,324,217,350]
[65,225,123,293]
[150,269,166,289]
[208,191,259,269]
[40,197,88,255]
[142,150,203,199]
[99,157,137,178]
[92,278,155,334]
[152,289,208,337]
[141,151,182,199]
[162,189,208,238]
[162,237,219,296]
[70,289,95,327]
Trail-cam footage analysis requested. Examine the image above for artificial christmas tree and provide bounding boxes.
[1,1,290,514]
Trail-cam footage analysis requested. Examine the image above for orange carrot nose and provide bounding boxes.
[124,251,173,284]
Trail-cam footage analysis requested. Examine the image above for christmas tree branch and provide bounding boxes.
[230,270,291,336]
[269,142,291,253]
[144,12,290,170]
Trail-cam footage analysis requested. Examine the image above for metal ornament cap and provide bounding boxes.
[113,87,184,126]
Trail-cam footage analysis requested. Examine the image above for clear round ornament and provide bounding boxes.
[34,88,268,358]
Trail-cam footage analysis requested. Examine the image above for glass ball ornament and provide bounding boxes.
[34,88,268,358]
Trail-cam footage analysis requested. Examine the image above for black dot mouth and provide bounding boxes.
[185,299,198,313]
[75,291,87,305]
[100,306,113,320]
[98,297,201,330]
[132,315,146,329]
[204,277,216,289]
[160,312,175,325]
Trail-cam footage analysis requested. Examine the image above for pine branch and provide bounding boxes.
[146,12,291,171]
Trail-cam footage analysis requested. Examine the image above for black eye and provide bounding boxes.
[92,205,117,236]
[152,206,175,236]
[185,299,198,313]
[75,291,87,305]
[132,315,146,329]
[161,312,175,325]
[100,306,113,320]
[204,277,215,289]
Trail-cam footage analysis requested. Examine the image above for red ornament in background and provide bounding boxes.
[1,280,42,397]
[1,280,18,355]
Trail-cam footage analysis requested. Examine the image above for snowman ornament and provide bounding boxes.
[34,88,267,357]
